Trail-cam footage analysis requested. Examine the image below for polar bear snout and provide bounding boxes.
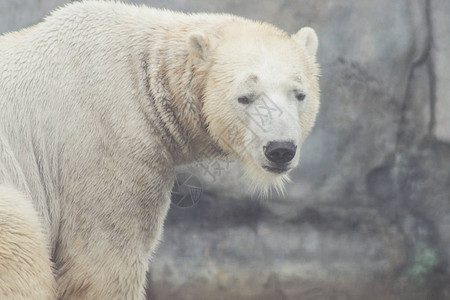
[263,140,297,167]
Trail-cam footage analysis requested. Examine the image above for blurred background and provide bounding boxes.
[1,0,449,299]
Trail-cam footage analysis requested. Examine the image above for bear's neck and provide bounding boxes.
[135,26,227,165]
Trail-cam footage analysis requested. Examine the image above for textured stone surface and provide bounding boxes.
[1,0,450,299]
[0,0,67,33]
[431,0,450,142]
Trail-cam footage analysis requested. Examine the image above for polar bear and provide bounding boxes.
[0,1,320,299]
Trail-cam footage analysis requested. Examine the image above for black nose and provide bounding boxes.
[264,141,297,164]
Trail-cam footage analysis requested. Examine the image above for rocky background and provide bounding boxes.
[1,0,449,299]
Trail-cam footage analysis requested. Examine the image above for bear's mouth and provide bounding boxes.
[263,165,290,174]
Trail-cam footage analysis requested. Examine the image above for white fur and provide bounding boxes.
[0,185,56,299]
[0,1,320,298]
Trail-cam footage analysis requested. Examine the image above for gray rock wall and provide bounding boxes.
[1,0,449,299]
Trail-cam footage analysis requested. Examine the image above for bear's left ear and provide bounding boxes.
[188,32,212,63]
[291,27,318,57]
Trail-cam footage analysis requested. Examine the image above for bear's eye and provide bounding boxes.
[294,91,306,102]
[238,96,251,105]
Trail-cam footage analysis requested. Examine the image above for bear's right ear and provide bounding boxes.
[188,32,211,63]
[291,27,318,57]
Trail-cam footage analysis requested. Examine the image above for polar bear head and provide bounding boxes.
[188,21,320,194]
